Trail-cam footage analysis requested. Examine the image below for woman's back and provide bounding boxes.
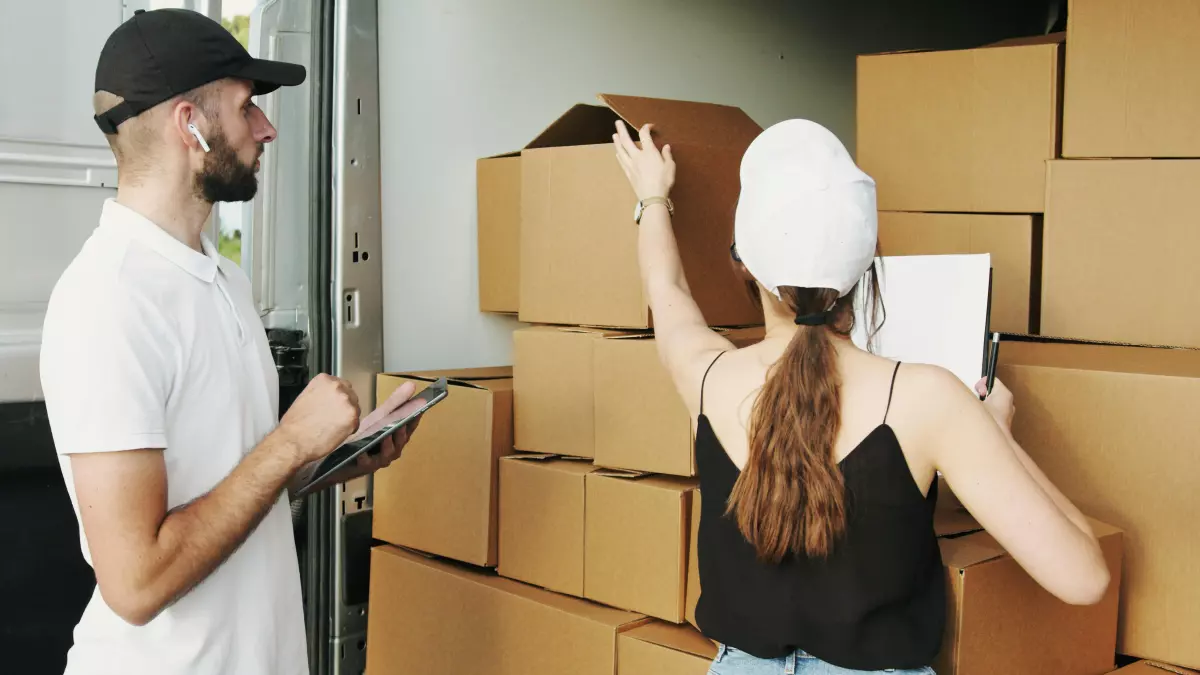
[694,340,946,670]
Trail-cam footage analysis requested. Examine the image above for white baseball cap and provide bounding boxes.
[733,119,878,299]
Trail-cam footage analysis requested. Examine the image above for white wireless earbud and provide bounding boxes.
[187,123,211,153]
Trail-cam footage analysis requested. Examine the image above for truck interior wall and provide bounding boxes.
[377,0,1061,372]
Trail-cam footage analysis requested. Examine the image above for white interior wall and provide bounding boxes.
[376,0,1054,372]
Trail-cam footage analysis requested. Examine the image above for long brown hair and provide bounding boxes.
[726,263,885,563]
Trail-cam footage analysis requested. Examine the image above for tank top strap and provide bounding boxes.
[883,361,902,423]
[700,351,729,416]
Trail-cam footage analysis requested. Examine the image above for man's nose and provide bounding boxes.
[251,107,278,144]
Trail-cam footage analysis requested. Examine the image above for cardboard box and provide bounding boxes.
[514,326,640,458]
[857,35,1063,213]
[594,334,692,476]
[1042,160,1200,348]
[684,489,701,628]
[617,621,718,675]
[934,508,1123,675]
[877,212,1041,334]
[594,328,763,476]
[497,453,595,596]
[372,368,513,566]
[585,471,698,623]
[519,94,764,329]
[1063,0,1200,158]
[998,339,1200,668]
[477,154,521,313]
[366,544,646,675]
[1108,662,1200,675]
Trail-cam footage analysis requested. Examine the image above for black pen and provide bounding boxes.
[982,332,1000,399]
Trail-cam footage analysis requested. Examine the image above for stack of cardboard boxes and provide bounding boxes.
[362,2,1195,672]
[364,94,764,674]
[858,1,1200,673]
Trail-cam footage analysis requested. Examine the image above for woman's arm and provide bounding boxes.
[613,121,734,413]
[919,369,1109,605]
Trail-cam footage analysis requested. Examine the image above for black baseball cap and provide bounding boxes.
[94,8,306,134]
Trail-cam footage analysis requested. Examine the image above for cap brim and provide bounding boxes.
[235,58,307,95]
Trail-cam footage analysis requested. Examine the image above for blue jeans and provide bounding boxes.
[709,644,935,675]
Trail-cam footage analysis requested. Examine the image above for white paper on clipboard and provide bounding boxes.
[851,254,992,389]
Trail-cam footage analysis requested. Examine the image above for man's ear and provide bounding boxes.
[171,100,206,152]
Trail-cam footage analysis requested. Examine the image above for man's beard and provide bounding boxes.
[194,130,262,203]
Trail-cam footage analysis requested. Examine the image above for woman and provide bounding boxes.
[611,118,1109,675]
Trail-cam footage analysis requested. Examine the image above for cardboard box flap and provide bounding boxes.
[501,453,558,462]
[934,508,983,538]
[861,32,1063,58]
[591,471,697,495]
[983,32,1065,49]
[482,150,520,159]
[526,103,623,150]
[1000,331,1200,353]
[939,532,1007,570]
[500,454,597,476]
[598,94,762,150]
[399,366,513,385]
[591,468,651,479]
[625,621,719,660]
[377,545,641,628]
[1000,338,1200,379]
[1141,662,1200,675]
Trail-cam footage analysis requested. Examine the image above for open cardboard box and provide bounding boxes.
[857,35,1063,213]
[518,94,764,329]
[373,368,513,567]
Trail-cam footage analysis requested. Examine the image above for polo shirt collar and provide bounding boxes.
[100,199,220,283]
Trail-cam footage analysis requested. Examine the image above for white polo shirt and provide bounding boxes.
[40,199,308,675]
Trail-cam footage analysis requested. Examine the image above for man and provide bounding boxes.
[39,9,416,674]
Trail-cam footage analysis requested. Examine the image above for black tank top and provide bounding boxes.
[693,355,945,671]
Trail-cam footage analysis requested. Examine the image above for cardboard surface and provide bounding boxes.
[372,369,513,566]
[1063,0,1200,158]
[857,37,1062,212]
[477,155,521,313]
[878,212,1040,334]
[593,334,693,476]
[366,545,646,675]
[618,621,718,675]
[519,94,764,329]
[998,339,1200,668]
[1042,160,1200,348]
[585,472,697,622]
[497,454,595,596]
[852,254,992,388]
[514,326,637,457]
[933,509,1123,675]
[684,489,701,628]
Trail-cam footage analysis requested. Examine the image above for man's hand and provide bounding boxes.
[274,373,361,464]
[354,415,420,474]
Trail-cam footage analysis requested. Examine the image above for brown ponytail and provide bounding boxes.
[727,264,884,563]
